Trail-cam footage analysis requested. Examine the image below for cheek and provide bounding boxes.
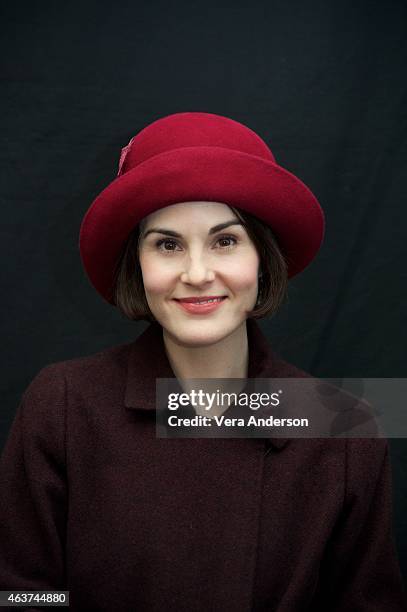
[224,255,259,291]
[139,256,173,296]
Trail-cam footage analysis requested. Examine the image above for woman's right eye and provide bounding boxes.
[155,238,181,252]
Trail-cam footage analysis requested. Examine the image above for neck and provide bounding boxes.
[162,321,250,380]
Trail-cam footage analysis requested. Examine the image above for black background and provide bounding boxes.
[1,0,406,582]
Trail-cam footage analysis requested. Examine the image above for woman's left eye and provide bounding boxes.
[215,235,238,249]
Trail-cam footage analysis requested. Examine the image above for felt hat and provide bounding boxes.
[79,111,324,304]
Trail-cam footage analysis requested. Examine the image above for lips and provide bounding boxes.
[173,296,228,315]
[175,296,227,304]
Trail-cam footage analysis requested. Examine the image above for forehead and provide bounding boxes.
[142,201,237,228]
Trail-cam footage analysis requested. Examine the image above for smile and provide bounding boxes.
[173,296,227,314]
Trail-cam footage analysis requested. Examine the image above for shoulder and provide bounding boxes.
[267,353,390,483]
[24,343,133,396]
[21,341,135,409]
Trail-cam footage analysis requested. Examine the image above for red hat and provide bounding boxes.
[79,111,324,304]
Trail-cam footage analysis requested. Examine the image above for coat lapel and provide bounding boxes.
[124,319,289,450]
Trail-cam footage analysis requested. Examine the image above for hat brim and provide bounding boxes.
[79,146,325,304]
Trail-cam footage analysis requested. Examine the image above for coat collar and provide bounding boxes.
[124,318,289,450]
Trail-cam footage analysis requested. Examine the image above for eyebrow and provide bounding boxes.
[142,219,243,239]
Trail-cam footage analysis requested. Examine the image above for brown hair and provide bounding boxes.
[113,205,288,322]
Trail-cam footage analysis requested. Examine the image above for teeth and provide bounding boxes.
[195,298,222,304]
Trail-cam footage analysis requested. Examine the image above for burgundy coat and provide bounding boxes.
[0,319,406,611]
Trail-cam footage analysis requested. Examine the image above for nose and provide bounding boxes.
[180,253,215,285]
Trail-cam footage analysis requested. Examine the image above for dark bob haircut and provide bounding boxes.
[113,205,288,322]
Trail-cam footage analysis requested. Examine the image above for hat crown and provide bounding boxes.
[118,112,275,176]
[80,110,324,304]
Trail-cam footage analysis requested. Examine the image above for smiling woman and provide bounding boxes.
[0,112,406,611]
[114,201,287,323]
[114,200,288,375]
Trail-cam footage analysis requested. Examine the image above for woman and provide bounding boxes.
[0,112,405,611]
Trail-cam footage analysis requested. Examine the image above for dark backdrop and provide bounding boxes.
[1,0,406,583]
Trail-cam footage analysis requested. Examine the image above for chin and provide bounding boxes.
[165,319,244,348]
